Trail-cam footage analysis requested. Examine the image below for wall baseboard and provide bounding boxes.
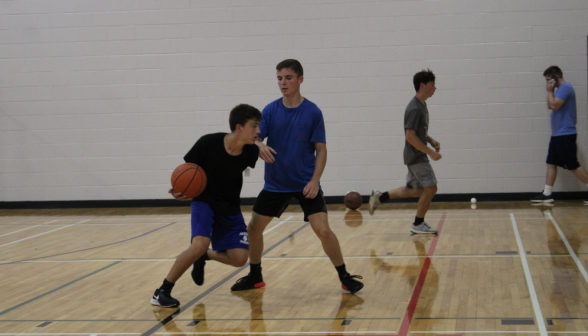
[0,192,585,209]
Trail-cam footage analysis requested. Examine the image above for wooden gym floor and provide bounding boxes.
[1,201,588,336]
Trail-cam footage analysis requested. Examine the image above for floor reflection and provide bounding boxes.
[344,210,364,227]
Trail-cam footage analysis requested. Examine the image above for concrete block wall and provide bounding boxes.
[1,0,587,201]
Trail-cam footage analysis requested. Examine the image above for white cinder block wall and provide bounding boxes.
[1,1,587,202]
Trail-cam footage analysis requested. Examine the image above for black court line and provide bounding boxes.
[0,261,121,316]
[1,222,177,266]
[141,222,310,336]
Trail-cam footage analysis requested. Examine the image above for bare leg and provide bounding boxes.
[209,248,249,267]
[546,164,557,186]
[248,212,274,264]
[308,212,344,266]
[571,166,588,184]
[166,235,210,283]
[416,185,437,218]
[387,186,423,199]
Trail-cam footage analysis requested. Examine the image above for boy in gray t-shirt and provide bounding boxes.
[369,69,442,234]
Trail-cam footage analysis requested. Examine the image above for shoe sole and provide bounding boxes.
[530,200,554,203]
[410,229,438,234]
[231,282,266,292]
[368,190,378,216]
[150,298,179,308]
[342,283,364,294]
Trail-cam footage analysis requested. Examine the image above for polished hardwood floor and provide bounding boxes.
[1,201,587,336]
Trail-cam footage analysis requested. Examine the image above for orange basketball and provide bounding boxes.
[344,191,362,210]
[171,163,207,198]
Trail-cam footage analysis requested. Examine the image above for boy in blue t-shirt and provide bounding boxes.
[531,66,588,204]
[230,59,364,294]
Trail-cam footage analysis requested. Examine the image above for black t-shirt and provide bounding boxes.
[184,133,259,216]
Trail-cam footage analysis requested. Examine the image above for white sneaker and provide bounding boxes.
[368,190,382,215]
[410,222,438,234]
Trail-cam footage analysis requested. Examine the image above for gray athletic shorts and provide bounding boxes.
[406,162,437,189]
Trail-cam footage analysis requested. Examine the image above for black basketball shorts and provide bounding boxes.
[253,189,328,219]
[546,134,580,170]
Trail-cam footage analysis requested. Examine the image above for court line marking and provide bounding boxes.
[546,212,588,285]
[0,261,121,316]
[0,222,178,266]
[263,216,293,235]
[0,220,89,248]
[510,213,547,336]
[0,220,58,237]
[397,213,446,336]
[0,253,576,264]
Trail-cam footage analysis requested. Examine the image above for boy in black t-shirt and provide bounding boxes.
[151,104,261,308]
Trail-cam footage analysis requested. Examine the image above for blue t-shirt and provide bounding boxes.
[551,82,576,136]
[259,98,326,192]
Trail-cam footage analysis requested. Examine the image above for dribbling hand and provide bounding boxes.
[169,188,193,201]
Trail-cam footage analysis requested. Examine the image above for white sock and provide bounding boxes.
[543,185,553,196]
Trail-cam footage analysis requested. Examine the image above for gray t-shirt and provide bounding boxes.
[403,96,429,165]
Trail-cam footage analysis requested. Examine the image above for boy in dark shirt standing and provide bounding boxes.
[369,69,442,234]
[151,104,261,308]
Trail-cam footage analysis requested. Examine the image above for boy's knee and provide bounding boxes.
[314,227,332,241]
[425,185,438,194]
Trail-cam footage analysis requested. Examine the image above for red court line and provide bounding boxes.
[397,212,447,336]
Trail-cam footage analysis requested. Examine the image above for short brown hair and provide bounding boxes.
[543,65,563,79]
[276,59,303,78]
[229,104,261,131]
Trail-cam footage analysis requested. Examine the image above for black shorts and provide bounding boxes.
[253,189,328,219]
[546,134,580,170]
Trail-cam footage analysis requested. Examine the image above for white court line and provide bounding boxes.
[546,212,588,285]
[0,220,57,237]
[0,254,575,264]
[0,220,89,248]
[510,213,547,336]
[263,216,293,235]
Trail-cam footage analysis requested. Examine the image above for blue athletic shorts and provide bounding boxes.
[191,201,249,251]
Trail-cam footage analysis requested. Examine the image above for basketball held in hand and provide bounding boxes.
[171,163,207,198]
[344,191,362,210]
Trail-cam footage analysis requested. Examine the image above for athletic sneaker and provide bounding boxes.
[230,273,266,291]
[341,274,364,294]
[150,289,180,308]
[191,253,207,286]
[530,193,554,203]
[584,199,588,205]
[368,190,382,215]
[410,222,438,234]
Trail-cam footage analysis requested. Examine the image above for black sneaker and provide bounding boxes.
[530,193,554,203]
[191,253,207,286]
[230,273,266,291]
[150,289,179,308]
[341,274,364,294]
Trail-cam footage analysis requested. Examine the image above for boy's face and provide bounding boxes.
[545,75,559,88]
[277,68,303,96]
[420,81,436,98]
[238,119,261,144]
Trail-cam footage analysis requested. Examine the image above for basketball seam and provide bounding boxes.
[183,166,199,197]
[173,165,197,197]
